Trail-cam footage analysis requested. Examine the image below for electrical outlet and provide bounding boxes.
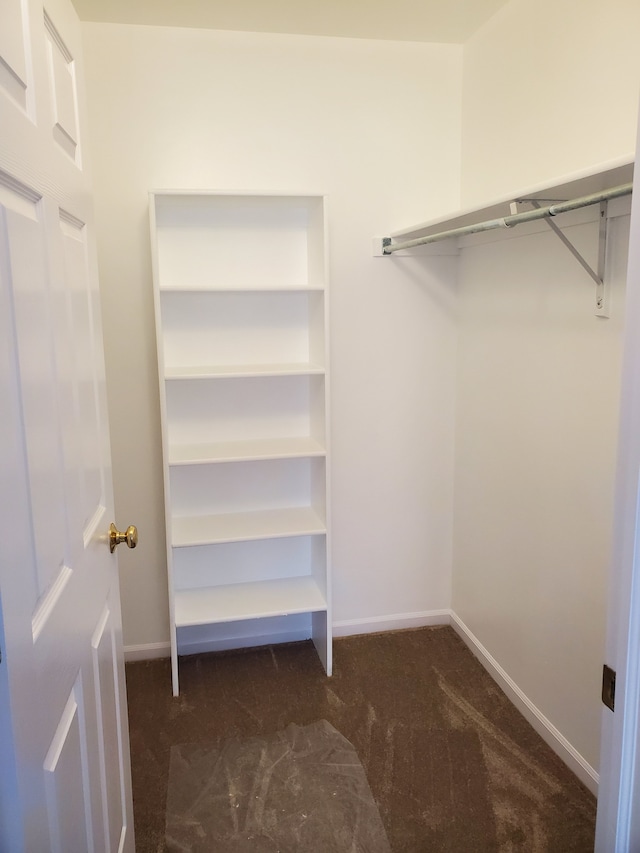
[602,664,616,712]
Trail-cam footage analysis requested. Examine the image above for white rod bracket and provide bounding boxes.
[372,237,391,257]
[595,201,610,318]
[526,198,610,318]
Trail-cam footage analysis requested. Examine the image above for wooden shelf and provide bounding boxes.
[171,507,326,547]
[174,576,328,628]
[151,190,331,695]
[164,362,325,380]
[168,436,326,466]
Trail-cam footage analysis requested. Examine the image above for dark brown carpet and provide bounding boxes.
[125,626,596,852]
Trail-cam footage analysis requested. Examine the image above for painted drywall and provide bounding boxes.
[81,23,462,651]
[461,0,640,207]
[453,0,640,781]
[451,203,630,775]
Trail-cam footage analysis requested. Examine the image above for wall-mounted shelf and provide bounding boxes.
[377,160,634,318]
[389,160,634,243]
[150,191,332,695]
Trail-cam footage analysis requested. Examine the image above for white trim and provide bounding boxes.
[124,612,452,658]
[43,11,73,63]
[123,629,314,662]
[595,116,640,851]
[0,168,41,210]
[332,609,450,637]
[450,611,599,795]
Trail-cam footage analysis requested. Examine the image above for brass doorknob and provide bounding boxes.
[109,523,138,553]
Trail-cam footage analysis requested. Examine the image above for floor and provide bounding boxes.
[125,626,597,852]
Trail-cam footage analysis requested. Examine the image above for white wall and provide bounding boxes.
[461,0,640,207]
[452,203,630,778]
[81,23,462,651]
[452,0,640,784]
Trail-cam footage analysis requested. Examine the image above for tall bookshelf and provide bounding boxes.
[149,192,332,695]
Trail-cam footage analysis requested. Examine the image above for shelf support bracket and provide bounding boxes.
[522,198,609,316]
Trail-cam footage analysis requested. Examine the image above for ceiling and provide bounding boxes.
[71,0,511,44]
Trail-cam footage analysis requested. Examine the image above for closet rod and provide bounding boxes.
[383,182,633,254]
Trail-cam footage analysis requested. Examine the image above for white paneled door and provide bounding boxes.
[0,0,134,851]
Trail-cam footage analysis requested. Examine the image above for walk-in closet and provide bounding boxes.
[2,0,640,849]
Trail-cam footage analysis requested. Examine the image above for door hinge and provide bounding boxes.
[602,664,616,712]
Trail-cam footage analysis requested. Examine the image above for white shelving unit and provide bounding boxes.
[150,191,332,695]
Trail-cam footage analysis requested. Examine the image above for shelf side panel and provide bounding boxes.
[312,612,332,676]
[149,193,180,693]
[306,197,326,290]
[308,290,326,368]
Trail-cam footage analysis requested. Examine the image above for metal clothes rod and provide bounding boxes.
[383,182,633,254]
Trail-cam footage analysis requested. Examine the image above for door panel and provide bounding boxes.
[92,604,128,853]
[43,682,94,853]
[56,207,106,543]
[5,193,67,597]
[0,0,30,110]
[44,11,80,162]
[0,0,134,850]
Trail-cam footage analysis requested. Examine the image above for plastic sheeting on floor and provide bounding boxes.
[165,719,391,852]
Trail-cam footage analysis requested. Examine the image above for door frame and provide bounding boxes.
[595,108,640,850]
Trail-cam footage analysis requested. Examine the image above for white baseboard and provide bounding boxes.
[124,612,450,660]
[332,609,451,637]
[449,611,599,796]
[124,631,313,662]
